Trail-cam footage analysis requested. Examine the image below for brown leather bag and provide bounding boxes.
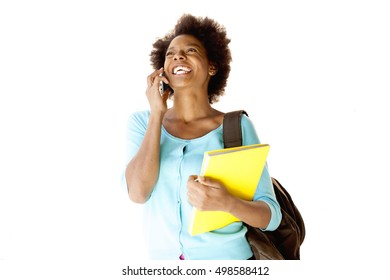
[223,110,305,260]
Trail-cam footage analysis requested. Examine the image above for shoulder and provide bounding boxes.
[240,114,257,133]
[126,110,151,132]
[240,113,254,127]
[240,114,261,145]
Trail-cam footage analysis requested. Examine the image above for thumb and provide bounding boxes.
[197,176,221,189]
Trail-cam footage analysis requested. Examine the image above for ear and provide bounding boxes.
[209,64,218,76]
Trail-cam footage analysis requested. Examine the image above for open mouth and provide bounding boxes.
[173,66,192,75]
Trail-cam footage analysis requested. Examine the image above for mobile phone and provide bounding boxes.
[159,72,173,94]
[160,81,172,94]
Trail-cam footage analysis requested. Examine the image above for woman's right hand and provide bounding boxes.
[146,68,170,115]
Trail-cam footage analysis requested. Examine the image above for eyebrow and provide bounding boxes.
[167,43,203,51]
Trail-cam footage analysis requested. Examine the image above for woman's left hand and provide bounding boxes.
[187,175,234,212]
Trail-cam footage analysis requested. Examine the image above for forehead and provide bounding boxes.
[168,34,205,49]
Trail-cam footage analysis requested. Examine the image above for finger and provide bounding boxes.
[187,176,198,193]
[187,176,206,198]
[198,176,221,188]
[161,76,169,85]
[187,184,205,208]
[188,175,199,183]
[147,67,164,87]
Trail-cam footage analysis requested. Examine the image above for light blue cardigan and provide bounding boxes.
[122,110,281,260]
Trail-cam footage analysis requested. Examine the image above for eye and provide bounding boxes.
[166,51,174,57]
[187,48,197,53]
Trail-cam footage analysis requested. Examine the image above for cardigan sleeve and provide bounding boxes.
[241,115,282,231]
[121,110,150,191]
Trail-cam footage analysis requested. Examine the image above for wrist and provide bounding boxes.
[224,194,239,214]
[149,110,165,122]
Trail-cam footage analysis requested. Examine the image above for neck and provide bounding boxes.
[166,90,213,123]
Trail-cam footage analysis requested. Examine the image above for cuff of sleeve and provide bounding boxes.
[261,200,282,231]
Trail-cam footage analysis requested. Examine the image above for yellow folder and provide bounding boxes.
[188,144,270,236]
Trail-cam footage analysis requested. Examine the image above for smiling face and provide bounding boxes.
[164,34,214,92]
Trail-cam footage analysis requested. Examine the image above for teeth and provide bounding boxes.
[173,66,191,75]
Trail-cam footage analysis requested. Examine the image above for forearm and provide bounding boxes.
[125,111,164,203]
[188,176,272,229]
[225,197,271,229]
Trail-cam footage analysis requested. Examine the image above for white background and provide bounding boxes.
[1,0,389,279]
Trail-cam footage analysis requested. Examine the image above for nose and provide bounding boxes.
[173,50,186,60]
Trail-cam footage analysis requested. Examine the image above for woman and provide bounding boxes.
[123,14,281,260]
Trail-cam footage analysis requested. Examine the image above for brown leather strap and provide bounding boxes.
[223,110,248,148]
